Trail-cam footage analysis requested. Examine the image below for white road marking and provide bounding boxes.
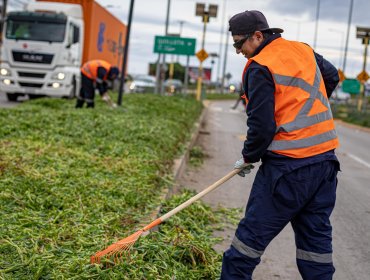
[228,109,244,114]
[210,107,223,112]
[347,153,370,169]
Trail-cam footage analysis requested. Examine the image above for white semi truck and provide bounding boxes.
[0,0,126,101]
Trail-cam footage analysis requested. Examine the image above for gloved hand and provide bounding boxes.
[101,93,109,102]
[234,158,254,177]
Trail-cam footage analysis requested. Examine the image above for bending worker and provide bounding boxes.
[221,10,340,280]
[75,59,119,108]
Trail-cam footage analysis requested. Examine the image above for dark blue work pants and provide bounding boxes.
[221,160,338,280]
[76,73,95,108]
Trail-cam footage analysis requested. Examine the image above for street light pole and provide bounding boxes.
[1,0,8,43]
[329,28,345,69]
[176,20,185,63]
[117,0,134,106]
[160,0,171,95]
[343,0,354,73]
[221,24,229,95]
[284,18,304,41]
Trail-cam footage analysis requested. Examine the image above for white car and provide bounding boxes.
[127,75,156,93]
[331,88,351,103]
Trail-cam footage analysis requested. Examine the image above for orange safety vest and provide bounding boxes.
[242,37,339,158]
[81,60,111,81]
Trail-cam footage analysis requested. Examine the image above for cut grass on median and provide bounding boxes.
[0,94,242,279]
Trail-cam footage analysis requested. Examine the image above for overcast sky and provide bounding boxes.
[9,0,370,83]
[98,0,370,83]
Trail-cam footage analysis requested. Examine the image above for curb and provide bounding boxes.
[335,119,370,134]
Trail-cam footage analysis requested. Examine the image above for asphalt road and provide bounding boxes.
[178,100,370,280]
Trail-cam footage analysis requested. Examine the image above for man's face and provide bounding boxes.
[232,32,263,59]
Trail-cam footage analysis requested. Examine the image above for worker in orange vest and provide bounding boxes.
[221,10,340,280]
[75,59,119,108]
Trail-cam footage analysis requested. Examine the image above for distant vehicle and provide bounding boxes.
[365,82,370,97]
[226,81,242,94]
[0,0,126,101]
[164,79,183,94]
[127,75,156,93]
[331,88,351,103]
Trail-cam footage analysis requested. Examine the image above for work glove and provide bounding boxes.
[234,158,254,177]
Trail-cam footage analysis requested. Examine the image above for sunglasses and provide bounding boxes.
[233,34,252,49]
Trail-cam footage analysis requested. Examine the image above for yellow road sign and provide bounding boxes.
[338,69,346,82]
[196,49,209,62]
[357,70,370,83]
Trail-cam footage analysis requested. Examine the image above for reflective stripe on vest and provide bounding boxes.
[296,249,333,263]
[231,235,264,259]
[268,61,337,151]
[243,38,338,158]
[81,60,111,81]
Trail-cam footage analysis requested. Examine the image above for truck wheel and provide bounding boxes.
[6,93,18,102]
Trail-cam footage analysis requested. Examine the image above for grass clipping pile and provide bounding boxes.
[0,95,240,279]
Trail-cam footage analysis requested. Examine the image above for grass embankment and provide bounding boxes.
[0,95,240,279]
[332,103,370,128]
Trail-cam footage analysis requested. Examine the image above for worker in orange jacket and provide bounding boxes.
[221,10,340,280]
[75,59,119,108]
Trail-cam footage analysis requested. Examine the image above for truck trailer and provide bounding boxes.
[0,0,126,101]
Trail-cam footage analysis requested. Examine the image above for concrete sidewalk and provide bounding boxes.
[177,99,301,279]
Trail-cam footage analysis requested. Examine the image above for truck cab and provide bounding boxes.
[0,1,83,101]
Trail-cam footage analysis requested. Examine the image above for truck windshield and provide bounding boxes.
[6,19,66,43]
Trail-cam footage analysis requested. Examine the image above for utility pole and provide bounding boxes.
[118,0,134,106]
[216,0,226,91]
[313,0,320,49]
[221,23,229,94]
[343,0,354,73]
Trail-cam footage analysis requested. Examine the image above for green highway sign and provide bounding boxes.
[342,79,361,94]
[154,36,196,55]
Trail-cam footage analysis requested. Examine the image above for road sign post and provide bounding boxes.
[356,27,370,111]
[154,36,196,95]
[195,3,218,101]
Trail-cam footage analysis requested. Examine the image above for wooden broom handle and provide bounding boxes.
[159,169,239,222]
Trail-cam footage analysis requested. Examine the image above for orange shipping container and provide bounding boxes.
[37,0,127,68]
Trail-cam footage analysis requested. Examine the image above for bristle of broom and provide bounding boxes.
[91,230,143,264]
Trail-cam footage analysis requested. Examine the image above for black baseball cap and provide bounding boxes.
[108,66,120,79]
[229,10,284,36]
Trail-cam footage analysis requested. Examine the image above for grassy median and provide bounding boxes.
[0,95,239,279]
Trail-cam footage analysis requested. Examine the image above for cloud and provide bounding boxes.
[264,0,370,26]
